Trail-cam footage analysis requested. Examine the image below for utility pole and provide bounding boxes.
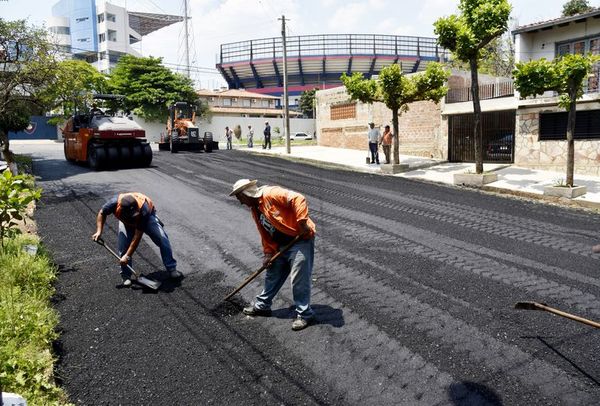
[279,15,291,154]
[184,0,191,78]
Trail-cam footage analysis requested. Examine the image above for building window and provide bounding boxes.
[330,102,356,120]
[242,99,251,107]
[50,26,70,35]
[98,14,104,23]
[539,110,600,140]
[99,33,105,43]
[106,13,116,22]
[75,17,89,23]
[222,98,232,106]
[107,30,117,42]
[77,37,89,43]
[261,100,269,107]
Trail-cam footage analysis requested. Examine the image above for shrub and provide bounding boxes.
[0,235,70,405]
[0,171,41,247]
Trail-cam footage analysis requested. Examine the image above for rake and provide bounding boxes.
[514,301,600,329]
[95,238,161,291]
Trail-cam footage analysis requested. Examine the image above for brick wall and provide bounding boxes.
[316,86,444,158]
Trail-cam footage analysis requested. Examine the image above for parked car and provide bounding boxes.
[289,132,313,141]
[486,134,513,161]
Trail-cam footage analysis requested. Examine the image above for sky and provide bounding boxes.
[0,0,594,88]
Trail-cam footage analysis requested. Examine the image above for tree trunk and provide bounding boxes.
[566,87,577,187]
[470,59,483,174]
[0,130,17,175]
[392,107,399,165]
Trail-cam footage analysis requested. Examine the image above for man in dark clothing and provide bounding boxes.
[92,192,181,286]
[263,121,271,150]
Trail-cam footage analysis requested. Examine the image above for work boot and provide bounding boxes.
[242,306,272,317]
[291,316,313,331]
[168,269,183,279]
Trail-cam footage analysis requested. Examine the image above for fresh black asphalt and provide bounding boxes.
[27,143,600,405]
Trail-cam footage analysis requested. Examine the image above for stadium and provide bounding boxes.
[216,33,449,102]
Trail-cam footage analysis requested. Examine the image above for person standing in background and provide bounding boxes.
[367,122,380,164]
[247,125,254,148]
[263,121,271,150]
[380,125,393,164]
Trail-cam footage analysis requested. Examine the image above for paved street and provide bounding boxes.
[21,142,600,405]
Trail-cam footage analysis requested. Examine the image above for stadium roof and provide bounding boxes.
[128,11,185,36]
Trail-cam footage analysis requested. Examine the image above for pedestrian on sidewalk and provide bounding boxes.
[247,125,254,148]
[380,125,393,164]
[91,192,182,287]
[225,126,233,150]
[263,121,272,150]
[367,122,380,164]
[229,179,316,331]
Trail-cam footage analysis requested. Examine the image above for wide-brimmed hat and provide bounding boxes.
[229,179,262,198]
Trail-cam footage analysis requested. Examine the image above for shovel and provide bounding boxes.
[95,238,162,290]
[223,235,302,301]
[515,301,600,329]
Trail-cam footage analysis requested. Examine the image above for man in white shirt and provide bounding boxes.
[367,122,380,164]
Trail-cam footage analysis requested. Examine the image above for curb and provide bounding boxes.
[241,149,600,212]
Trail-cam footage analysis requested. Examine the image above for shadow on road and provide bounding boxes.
[448,381,503,405]
[272,304,345,328]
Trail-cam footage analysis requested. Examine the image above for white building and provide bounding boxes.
[48,0,183,73]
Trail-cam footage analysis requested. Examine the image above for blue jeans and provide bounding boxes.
[118,214,177,279]
[255,238,315,319]
[369,142,379,163]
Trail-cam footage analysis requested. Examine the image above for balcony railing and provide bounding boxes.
[446,80,514,104]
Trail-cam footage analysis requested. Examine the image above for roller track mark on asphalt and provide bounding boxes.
[313,243,599,404]
[173,217,492,405]
[312,205,600,318]
[291,177,599,260]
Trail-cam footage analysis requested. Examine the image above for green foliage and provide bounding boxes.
[0,19,59,163]
[0,235,69,405]
[108,55,198,122]
[514,53,599,109]
[341,62,449,164]
[39,60,107,125]
[562,0,593,16]
[298,88,318,117]
[434,0,511,62]
[434,0,511,174]
[341,63,449,112]
[0,171,41,246]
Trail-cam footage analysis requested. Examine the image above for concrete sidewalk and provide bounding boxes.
[243,144,600,210]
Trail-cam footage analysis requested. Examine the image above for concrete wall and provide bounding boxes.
[138,115,315,144]
[315,86,444,158]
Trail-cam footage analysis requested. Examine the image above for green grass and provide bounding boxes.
[14,155,34,175]
[0,235,71,405]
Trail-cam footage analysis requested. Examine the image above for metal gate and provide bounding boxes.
[448,110,515,163]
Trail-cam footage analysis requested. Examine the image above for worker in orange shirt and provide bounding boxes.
[229,179,316,331]
[380,124,393,164]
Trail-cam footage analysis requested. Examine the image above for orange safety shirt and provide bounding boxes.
[250,186,316,255]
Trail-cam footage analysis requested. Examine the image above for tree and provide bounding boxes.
[341,63,449,165]
[107,55,199,122]
[38,59,107,125]
[0,19,58,173]
[562,0,593,16]
[298,88,317,118]
[434,0,511,174]
[513,53,600,187]
[445,31,515,78]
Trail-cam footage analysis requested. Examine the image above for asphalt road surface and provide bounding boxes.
[21,142,600,405]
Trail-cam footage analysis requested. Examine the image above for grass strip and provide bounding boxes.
[0,234,70,405]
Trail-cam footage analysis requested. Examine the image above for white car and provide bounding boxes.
[289,132,313,141]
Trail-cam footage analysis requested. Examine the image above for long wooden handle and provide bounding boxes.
[95,238,140,278]
[223,235,302,301]
[515,301,600,329]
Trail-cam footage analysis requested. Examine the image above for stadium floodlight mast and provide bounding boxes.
[279,15,291,154]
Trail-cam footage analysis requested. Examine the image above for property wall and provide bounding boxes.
[8,116,57,140]
[316,86,444,158]
[137,115,315,144]
[515,100,600,176]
